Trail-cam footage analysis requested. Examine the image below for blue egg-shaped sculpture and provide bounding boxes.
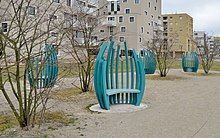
[28,44,59,89]
[140,49,157,74]
[182,52,199,72]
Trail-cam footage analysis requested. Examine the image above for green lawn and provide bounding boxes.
[170,60,220,71]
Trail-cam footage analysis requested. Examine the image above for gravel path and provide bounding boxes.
[1,69,220,138]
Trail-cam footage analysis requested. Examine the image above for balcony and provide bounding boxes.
[102,16,117,27]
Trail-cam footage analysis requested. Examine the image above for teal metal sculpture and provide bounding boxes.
[182,52,199,72]
[140,49,157,74]
[28,44,58,89]
[94,40,145,110]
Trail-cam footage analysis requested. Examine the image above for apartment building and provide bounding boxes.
[214,37,220,58]
[0,0,99,59]
[97,0,162,51]
[193,31,218,56]
[162,13,195,58]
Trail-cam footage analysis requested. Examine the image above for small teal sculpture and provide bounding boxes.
[140,49,157,74]
[182,52,199,72]
[28,44,58,89]
[94,40,145,110]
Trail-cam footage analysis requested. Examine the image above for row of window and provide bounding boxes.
[122,0,159,5]
[1,22,60,36]
[52,0,72,6]
[108,16,135,23]
[119,36,143,43]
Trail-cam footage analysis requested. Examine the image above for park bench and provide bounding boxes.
[28,44,58,89]
[182,52,199,72]
[140,49,157,74]
[94,40,145,110]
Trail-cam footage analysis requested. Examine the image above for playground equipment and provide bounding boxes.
[182,52,199,72]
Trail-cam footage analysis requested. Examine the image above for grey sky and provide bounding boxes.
[162,0,220,36]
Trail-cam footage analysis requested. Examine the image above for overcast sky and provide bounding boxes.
[162,0,220,36]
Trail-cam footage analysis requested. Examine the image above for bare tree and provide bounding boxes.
[0,0,64,129]
[197,34,216,74]
[62,1,109,92]
[144,31,176,77]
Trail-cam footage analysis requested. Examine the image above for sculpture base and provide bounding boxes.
[89,103,148,113]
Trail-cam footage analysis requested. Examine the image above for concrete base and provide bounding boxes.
[89,103,148,113]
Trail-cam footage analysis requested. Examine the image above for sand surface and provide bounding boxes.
[1,69,220,138]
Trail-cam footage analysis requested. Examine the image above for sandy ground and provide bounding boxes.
[1,69,220,138]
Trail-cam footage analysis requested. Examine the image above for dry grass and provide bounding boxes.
[0,111,75,133]
[0,114,17,132]
[41,111,75,126]
[51,87,96,102]
[147,75,186,81]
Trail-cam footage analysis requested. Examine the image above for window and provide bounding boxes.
[120,37,125,42]
[149,2,150,7]
[111,1,114,11]
[109,27,114,35]
[67,0,71,6]
[141,27,144,33]
[129,17,135,22]
[108,16,115,21]
[2,23,7,32]
[125,9,130,14]
[27,6,35,15]
[53,0,60,3]
[145,11,147,15]
[121,27,126,32]
[100,30,104,32]
[119,16,123,22]
[154,6,156,10]
[139,37,142,42]
[135,0,140,4]
[51,32,58,37]
[123,0,127,2]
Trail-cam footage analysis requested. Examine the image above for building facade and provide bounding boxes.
[97,0,162,51]
[193,31,218,57]
[214,37,220,58]
[162,13,195,58]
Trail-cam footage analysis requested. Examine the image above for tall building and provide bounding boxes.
[98,0,162,51]
[0,0,99,59]
[194,31,217,56]
[214,37,220,58]
[162,13,195,58]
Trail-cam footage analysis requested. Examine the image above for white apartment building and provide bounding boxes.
[0,0,99,60]
[98,0,162,51]
[193,31,216,55]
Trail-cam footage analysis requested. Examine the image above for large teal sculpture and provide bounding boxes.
[94,40,145,110]
[182,52,199,72]
[140,49,157,74]
[28,44,59,89]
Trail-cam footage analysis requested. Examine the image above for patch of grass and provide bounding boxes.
[51,87,82,101]
[42,112,75,126]
[211,61,220,71]
[170,60,220,72]
[147,75,186,81]
[0,114,18,132]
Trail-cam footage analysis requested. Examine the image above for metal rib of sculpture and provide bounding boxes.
[94,40,145,110]
[182,52,199,73]
[28,44,58,89]
[140,49,157,74]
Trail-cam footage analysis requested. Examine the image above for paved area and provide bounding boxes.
[1,69,220,138]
